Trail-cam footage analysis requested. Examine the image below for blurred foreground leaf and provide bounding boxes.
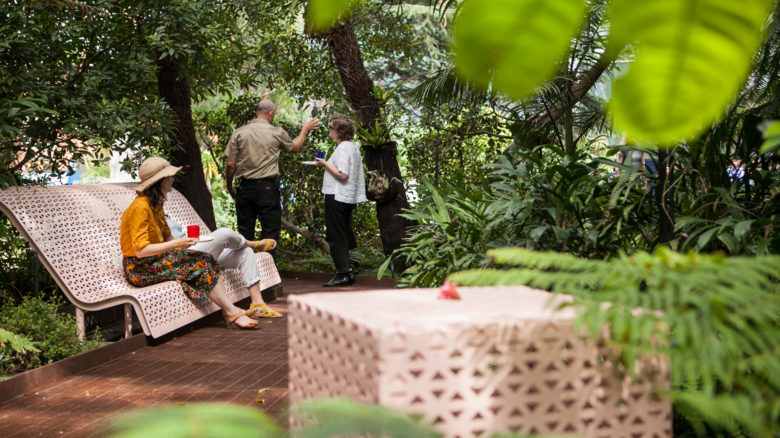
[105,403,284,438]
[452,0,588,100]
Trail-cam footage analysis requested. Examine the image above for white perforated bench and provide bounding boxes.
[0,183,281,339]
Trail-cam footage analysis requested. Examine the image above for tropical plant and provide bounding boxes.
[385,142,665,287]
[379,173,496,287]
[1,1,175,181]
[450,247,780,437]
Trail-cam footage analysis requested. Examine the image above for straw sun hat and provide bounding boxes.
[135,157,181,193]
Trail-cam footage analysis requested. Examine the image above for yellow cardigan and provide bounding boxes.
[120,195,171,257]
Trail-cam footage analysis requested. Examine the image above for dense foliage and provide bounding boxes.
[0,294,103,377]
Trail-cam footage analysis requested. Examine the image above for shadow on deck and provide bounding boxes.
[0,273,395,438]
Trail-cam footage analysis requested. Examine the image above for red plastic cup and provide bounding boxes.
[186,225,200,239]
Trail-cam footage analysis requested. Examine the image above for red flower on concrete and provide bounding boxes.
[438,279,461,300]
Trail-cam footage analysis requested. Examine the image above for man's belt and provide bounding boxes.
[238,176,279,184]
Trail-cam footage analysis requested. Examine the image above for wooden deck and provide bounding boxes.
[0,273,395,437]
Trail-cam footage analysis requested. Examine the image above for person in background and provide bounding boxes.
[166,217,283,318]
[120,157,257,329]
[315,114,366,287]
[224,99,321,258]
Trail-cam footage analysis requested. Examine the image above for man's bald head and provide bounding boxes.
[256,99,275,115]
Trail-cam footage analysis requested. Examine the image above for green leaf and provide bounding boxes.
[307,0,362,32]
[452,0,588,100]
[717,233,737,253]
[759,120,780,153]
[696,227,718,249]
[529,225,548,241]
[106,403,284,438]
[0,328,38,353]
[609,0,776,145]
[733,220,754,239]
[295,398,439,438]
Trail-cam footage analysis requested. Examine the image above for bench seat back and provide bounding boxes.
[0,183,280,338]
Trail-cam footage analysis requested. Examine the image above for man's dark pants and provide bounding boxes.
[324,194,356,273]
[236,178,281,258]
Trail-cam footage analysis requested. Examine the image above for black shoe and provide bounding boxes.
[322,272,355,287]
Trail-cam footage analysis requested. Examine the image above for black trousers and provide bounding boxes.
[324,194,356,273]
[236,178,281,258]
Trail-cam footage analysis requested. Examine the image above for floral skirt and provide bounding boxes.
[123,249,222,300]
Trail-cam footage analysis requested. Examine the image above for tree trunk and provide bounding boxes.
[324,21,414,262]
[656,149,674,244]
[156,56,217,229]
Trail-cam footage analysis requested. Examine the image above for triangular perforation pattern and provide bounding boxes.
[288,288,671,437]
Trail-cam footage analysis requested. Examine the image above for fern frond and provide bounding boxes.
[448,247,780,436]
[485,247,602,271]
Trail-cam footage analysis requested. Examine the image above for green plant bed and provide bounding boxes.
[0,294,104,378]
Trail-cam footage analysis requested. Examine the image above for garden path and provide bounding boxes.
[0,273,392,437]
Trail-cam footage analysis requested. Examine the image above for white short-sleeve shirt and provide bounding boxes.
[321,140,367,204]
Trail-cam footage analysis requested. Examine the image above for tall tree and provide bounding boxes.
[155,56,214,227]
[319,20,415,260]
[126,0,262,229]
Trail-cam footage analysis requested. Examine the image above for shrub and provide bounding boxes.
[0,294,104,375]
[0,327,38,377]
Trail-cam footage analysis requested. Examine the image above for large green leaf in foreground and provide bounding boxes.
[307,0,363,32]
[106,403,284,438]
[452,0,588,100]
[608,0,776,145]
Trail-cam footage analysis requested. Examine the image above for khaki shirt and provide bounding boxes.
[224,118,294,180]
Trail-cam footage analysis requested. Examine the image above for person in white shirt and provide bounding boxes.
[315,114,367,287]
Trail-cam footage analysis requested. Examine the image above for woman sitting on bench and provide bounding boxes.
[120,157,259,329]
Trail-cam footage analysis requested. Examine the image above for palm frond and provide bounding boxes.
[406,67,489,107]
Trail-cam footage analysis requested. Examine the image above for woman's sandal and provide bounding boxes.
[225,310,259,329]
[247,303,283,319]
[252,239,277,253]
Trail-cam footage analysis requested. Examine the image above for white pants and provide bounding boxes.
[190,228,259,289]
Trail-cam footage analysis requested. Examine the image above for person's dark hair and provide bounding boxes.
[328,114,355,141]
[143,179,166,208]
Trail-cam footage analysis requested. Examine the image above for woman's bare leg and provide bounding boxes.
[207,278,255,327]
[248,282,265,305]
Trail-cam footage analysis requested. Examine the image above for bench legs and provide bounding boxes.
[75,304,134,341]
[124,304,132,339]
[76,308,85,341]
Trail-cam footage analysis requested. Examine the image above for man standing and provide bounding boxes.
[225,99,321,257]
